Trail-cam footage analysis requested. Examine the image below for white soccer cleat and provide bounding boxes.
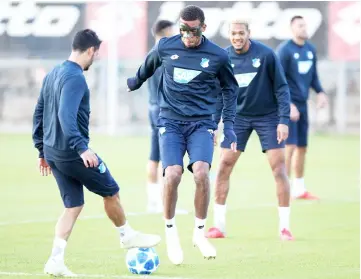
[165,226,184,265]
[193,230,217,259]
[44,257,77,277]
[121,232,161,249]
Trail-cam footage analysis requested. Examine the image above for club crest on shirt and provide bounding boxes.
[294,52,300,59]
[231,64,235,68]
[200,58,209,68]
[171,54,179,60]
[307,51,314,59]
[252,58,261,68]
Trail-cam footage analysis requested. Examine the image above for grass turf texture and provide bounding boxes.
[0,133,359,279]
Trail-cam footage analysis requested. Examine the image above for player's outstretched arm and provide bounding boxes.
[217,56,238,151]
[32,77,46,159]
[127,45,162,92]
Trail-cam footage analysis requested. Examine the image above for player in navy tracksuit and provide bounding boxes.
[276,15,328,200]
[146,20,174,213]
[32,29,160,277]
[207,20,293,241]
[127,5,238,264]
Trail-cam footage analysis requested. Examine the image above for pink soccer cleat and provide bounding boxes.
[280,228,294,241]
[206,227,225,238]
[294,191,319,200]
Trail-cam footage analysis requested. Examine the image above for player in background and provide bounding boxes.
[127,5,238,264]
[207,20,293,240]
[146,20,175,213]
[276,16,328,200]
[32,29,161,277]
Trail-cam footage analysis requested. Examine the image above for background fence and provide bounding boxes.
[0,0,359,135]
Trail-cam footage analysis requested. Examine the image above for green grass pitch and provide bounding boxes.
[0,133,359,279]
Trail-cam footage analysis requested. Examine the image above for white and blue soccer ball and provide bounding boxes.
[126,248,160,275]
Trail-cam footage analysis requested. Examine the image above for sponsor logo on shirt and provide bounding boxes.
[173,67,201,84]
[234,72,257,88]
[297,61,313,74]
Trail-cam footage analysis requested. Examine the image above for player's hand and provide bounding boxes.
[290,103,300,122]
[224,128,237,152]
[213,130,218,146]
[80,149,99,168]
[316,92,328,109]
[38,158,51,176]
[277,124,289,144]
[127,77,141,92]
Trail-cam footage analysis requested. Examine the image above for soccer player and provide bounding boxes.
[276,16,328,199]
[207,20,293,240]
[32,29,161,277]
[146,20,174,213]
[127,5,238,264]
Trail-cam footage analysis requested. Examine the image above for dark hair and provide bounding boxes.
[152,20,174,37]
[72,29,102,52]
[291,15,304,24]
[179,5,205,24]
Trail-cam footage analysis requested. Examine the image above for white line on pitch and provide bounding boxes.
[0,271,189,279]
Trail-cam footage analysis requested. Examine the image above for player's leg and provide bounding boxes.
[158,118,186,264]
[293,107,318,199]
[147,108,162,213]
[55,158,161,250]
[186,120,218,259]
[43,159,84,277]
[208,115,251,238]
[285,119,298,177]
[255,113,293,240]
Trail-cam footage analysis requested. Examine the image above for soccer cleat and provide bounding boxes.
[165,226,184,265]
[280,228,294,241]
[44,258,77,277]
[206,227,225,238]
[294,191,319,200]
[193,230,217,259]
[121,232,161,249]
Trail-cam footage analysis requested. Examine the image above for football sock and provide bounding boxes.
[117,221,135,239]
[50,237,67,261]
[214,203,226,232]
[165,217,175,229]
[195,217,206,231]
[278,207,290,231]
[147,183,161,204]
[292,177,306,196]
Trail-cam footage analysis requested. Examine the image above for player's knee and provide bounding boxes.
[103,192,120,202]
[193,163,209,186]
[64,205,84,220]
[271,161,287,179]
[164,166,182,186]
[296,146,307,154]
[218,157,236,176]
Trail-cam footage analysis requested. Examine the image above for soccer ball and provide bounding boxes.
[126,248,160,275]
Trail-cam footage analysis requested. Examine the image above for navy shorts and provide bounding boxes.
[148,106,161,162]
[286,105,308,147]
[46,155,119,208]
[158,117,217,173]
[221,113,284,153]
